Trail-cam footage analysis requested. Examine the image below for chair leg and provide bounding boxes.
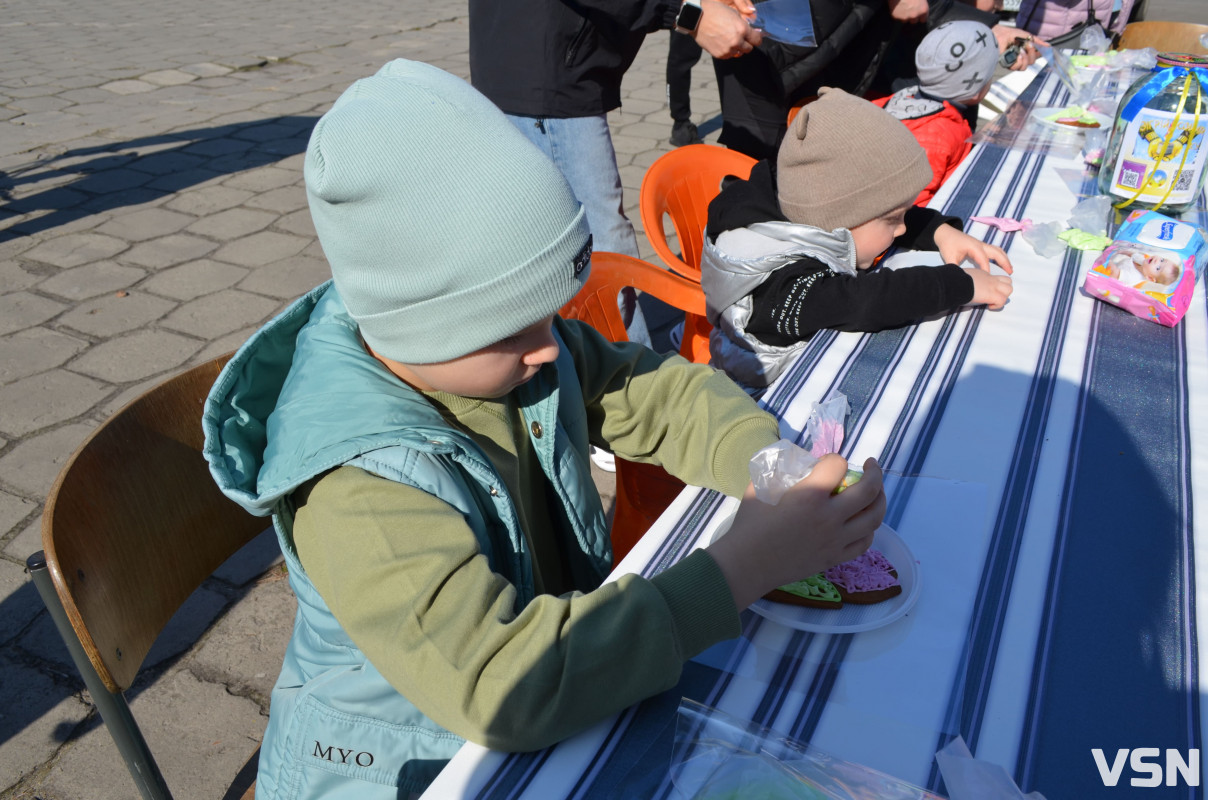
[27,552,175,800]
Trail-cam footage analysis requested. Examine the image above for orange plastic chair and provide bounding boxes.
[1117,21,1208,54]
[560,251,709,562]
[639,143,758,282]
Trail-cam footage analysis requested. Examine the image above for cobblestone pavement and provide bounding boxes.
[0,1,714,797]
[1,0,1200,796]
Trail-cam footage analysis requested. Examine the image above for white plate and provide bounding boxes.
[748,524,920,633]
[1030,106,1112,132]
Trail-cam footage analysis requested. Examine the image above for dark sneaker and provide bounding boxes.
[670,119,702,147]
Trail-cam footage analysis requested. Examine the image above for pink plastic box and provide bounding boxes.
[1083,210,1208,327]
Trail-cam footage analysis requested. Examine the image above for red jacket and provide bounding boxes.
[873,94,972,207]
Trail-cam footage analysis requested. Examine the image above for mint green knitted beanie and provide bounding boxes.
[305,60,591,364]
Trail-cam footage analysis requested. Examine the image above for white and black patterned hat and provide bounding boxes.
[915,21,999,102]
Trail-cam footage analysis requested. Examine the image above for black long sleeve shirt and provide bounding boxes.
[706,160,974,347]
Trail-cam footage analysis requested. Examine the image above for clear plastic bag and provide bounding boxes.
[670,700,943,800]
[748,391,850,504]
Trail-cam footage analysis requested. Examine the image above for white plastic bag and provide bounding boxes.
[935,736,1047,800]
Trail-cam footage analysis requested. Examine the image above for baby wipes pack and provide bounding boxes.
[1083,210,1208,326]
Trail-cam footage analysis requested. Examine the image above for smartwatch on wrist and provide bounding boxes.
[674,0,703,34]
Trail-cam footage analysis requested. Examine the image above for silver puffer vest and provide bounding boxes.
[700,221,858,392]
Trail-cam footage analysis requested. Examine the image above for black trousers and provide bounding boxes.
[667,32,703,123]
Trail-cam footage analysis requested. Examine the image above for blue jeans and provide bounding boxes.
[505,113,651,347]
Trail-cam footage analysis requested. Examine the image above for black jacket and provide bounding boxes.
[706,160,974,345]
[469,0,678,118]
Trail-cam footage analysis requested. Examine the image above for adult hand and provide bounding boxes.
[993,25,1047,71]
[964,268,1014,309]
[889,0,929,24]
[706,455,887,611]
[934,223,1015,274]
[694,0,763,59]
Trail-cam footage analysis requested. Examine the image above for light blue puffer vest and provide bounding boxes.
[202,282,613,799]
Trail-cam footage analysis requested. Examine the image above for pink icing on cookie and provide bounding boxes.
[825,548,900,593]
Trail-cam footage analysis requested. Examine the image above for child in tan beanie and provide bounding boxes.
[700,87,1013,393]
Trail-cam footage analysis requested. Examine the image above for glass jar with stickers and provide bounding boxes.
[1097,53,1207,215]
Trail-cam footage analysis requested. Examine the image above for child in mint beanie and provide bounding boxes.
[204,58,887,800]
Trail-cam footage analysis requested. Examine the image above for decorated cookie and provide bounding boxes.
[832,468,863,495]
[1047,105,1101,128]
[765,574,843,609]
[824,548,902,605]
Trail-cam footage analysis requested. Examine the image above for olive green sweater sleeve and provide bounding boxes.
[558,318,780,497]
[292,325,780,752]
[294,466,738,752]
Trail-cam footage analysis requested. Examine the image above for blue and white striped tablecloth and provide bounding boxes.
[426,67,1208,799]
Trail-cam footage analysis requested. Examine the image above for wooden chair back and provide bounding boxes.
[1117,21,1208,54]
[30,352,266,799]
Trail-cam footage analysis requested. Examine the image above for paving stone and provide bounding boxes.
[162,184,254,216]
[193,326,260,365]
[0,491,37,541]
[191,573,291,711]
[4,516,41,565]
[0,260,40,292]
[139,259,249,301]
[68,330,201,384]
[244,184,307,214]
[182,137,255,159]
[0,293,67,336]
[8,95,72,114]
[0,422,96,497]
[56,291,176,338]
[185,207,276,239]
[212,230,308,267]
[236,254,330,300]
[119,233,217,270]
[140,69,197,87]
[93,207,195,243]
[0,328,90,385]
[0,370,110,438]
[30,669,263,800]
[274,207,316,238]
[0,657,90,790]
[37,261,146,301]
[159,289,279,339]
[100,79,155,95]
[20,232,127,269]
[124,150,207,177]
[181,62,233,78]
[221,165,297,193]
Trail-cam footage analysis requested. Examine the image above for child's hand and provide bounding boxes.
[965,267,1013,309]
[934,224,1014,275]
[706,455,887,610]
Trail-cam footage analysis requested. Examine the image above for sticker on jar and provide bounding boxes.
[1107,107,1207,207]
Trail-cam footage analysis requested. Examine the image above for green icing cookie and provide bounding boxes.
[832,468,863,495]
[777,575,842,605]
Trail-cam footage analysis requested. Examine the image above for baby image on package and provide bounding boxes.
[1083,210,1207,327]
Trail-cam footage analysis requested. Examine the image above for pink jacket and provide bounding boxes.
[1015,0,1135,40]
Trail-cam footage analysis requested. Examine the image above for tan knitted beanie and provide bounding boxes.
[776,87,933,232]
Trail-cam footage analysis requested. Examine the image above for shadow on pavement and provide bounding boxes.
[0,115,318,240]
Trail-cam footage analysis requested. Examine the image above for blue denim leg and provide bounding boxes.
[505,113,651,347]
